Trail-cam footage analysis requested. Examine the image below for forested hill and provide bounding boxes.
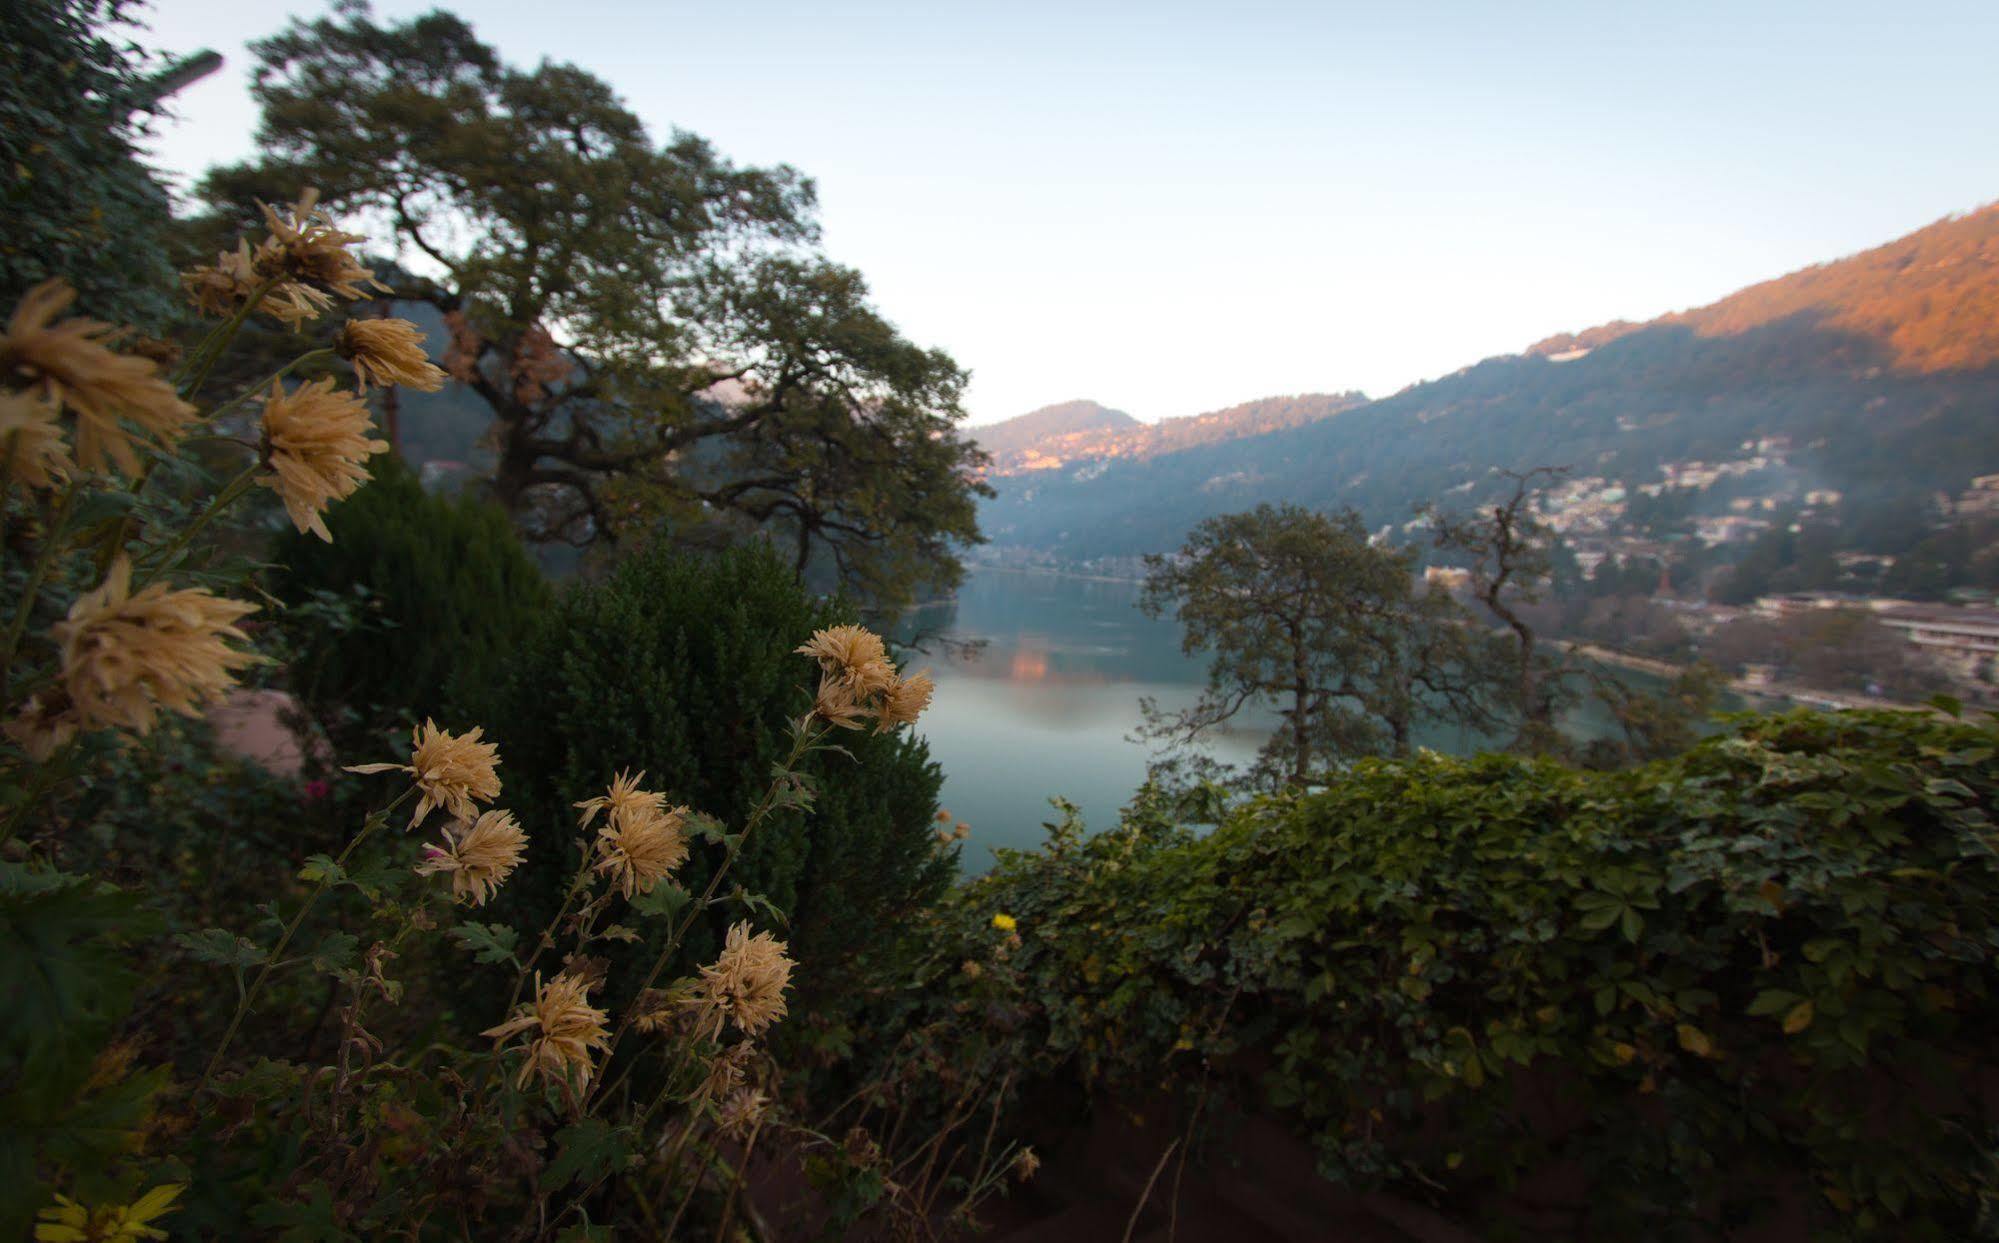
[981,204,1999,561]
[974,391,1367,476]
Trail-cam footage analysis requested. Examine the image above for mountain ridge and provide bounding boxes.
[975,391,1368,476]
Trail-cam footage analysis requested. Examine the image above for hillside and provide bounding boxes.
[981,204,1999,562]
[975,391,1367,476]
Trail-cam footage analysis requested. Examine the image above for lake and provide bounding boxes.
[903,567,1665,869]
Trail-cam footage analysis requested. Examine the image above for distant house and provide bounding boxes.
[1877,606,1999,683]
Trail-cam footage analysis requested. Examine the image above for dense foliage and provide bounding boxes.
[480,543,956,1001]
[0,0,179,329]
[271,455,552,753]
[872,708,1999,1240]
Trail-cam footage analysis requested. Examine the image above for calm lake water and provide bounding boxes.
[903,567,1665,869]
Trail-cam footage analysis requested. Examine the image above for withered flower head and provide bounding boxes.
[697,1040,759,1105]
[1014,1147,1041,1182]
[346,719,502,828]
[337,318,447,392]
[415,809,527,906]
[693,921,795,1039]
[52,557,257,737]
[251,190,390,304]
[182,239,333,326]
[258,378,389,541]
[0,279,196,474]
[5,689,78,762]
[796,625,895,697]
[0,390,72,490]
[574,768,663,831]
[812,674,868,731]
[592,800,690,899]
[716,1087,770,1141]
[481,971,611,1093]
[874,670,934,733]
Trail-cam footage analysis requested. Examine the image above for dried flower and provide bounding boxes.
[34,1183,183,1242]
[991,913,1017,933]
[1013,1147,1041,1182]
[630,986,687,1035]
[416,809,527,906]
[6,690,78,761]
[337,318,447,392]
[251,190,389,305]
[52,558,256,737]
[796,625,895,697]
[574,769,663,831]
[0,391,72,489]
[257,378,389,541]
[0,279,196,475]
[812,674,869,730]
[935,809,953,823]
[696,1040,758,1105]
[961,959,983,980]
[482,971,611,1092]
[594,804,690,898]
[346,719,502,828]
[875,670,934,732]
[693,922,795,1039]
[716,1087,770,1140]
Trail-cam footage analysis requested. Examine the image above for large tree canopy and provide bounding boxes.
[199,5,988,608]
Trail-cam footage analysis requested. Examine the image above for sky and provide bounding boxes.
[138,1,1999,427]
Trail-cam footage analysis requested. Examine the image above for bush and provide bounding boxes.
[888,709,1999,1240]
[270,456,552,754]
[480,542,954,1002]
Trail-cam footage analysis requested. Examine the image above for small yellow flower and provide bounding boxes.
[796,625,895,697]
[35,1183,183,1242]
[250,190,389,306]
[346,718,502,828]
[482,971,611,1092]
[874,670,934,733]
[0,279,197,475]
[991,913,1017,932]
[0,391,72,489]
[52,558,257,737]
[258,378,389,541]
[337,318,447,392]
[693,922,796,1040]
[415,809,528,906]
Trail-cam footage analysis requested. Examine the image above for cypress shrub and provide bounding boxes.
[269,456,552,752]
[479,541,953,1006]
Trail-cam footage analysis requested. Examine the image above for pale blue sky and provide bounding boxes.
[141,1,1999,426]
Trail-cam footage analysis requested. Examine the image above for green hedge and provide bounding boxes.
[900,709,1999,1240]
[477,543,954,1007]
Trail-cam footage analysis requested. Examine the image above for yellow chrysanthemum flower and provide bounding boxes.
[52,558,257,737]
[693,922,795,1040]
[34,1183,183,1242]
[795,625,895,697]
[346,719,502,828]
[0,390,73,490]
[415,809,528,906]
[593,803,690,899]
[0,279,196,475]
[812,674,869,731]
[991,913,1017,932]
[250,190,390,305]
[482,971,611,1092]
[257,378,389,541]
[337,318,447,392]
[874,670,935,733]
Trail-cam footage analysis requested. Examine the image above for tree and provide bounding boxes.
[1,0,206,328]
[197,6,988,611]
[1138,503,1496,790]
[1427,467,1575,752]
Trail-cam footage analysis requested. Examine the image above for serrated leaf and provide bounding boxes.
[177,927,267,970]
[297,854,347,886]
[449,922,519,965]
[310,931,360,975]
[629,882,691,921]
[542,1119,633,1190]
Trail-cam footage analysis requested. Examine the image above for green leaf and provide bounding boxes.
[177,927,267,970]
[297,854,348,886]
[630,883,691,921]
[449,922,519,966]
[541,1119,633,1191]
[310,931,360,975]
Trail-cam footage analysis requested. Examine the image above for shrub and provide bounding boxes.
[886,708,1999,1240]
[479,542,955,1003]
[270,455,552,754]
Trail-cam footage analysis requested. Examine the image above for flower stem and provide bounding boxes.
[197,785,412,1092]
[0,483,78,685]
